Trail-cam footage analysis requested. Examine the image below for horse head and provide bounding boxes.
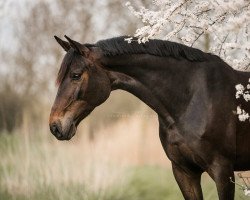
[49,36,111,140]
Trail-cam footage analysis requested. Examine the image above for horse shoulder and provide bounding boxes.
[164,64,236,168]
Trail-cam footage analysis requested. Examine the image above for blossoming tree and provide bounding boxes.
[126,0,249,70]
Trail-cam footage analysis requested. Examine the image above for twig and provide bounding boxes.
[219,34,228,56]
[196,9,212,17]
[191,31,204,47]
[230,177,244,188]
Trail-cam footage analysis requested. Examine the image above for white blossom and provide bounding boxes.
[235,83,250,122]
[124,37,133,43]
[243,93,250,102]
[126,0,250,70]
[236,106,250,122]
[244,188,250,196]
[235,84,245,99]
[236,84,245,91]
[237,106,243,115]
[238,112,249,122]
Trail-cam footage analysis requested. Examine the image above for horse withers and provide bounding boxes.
[49,35,250,200]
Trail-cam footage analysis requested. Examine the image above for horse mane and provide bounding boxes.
[56,36,217,85]
[96,36,211,62]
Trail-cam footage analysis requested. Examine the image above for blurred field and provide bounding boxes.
[0,106,248,200]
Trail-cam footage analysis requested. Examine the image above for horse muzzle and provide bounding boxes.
[49,102,94,140]
[49,119,76,141]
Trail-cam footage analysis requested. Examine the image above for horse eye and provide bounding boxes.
[71,73,81,80]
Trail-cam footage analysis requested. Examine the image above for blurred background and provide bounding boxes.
[0,0,247,199]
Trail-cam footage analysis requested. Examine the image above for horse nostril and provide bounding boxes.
[50,122,62,138]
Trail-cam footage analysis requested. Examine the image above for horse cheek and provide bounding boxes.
[84,71,111,106]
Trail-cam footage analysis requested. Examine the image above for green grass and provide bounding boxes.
[0,132,249,200]
[0,164,182,200]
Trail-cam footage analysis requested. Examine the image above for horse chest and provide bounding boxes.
[159,125,208,170]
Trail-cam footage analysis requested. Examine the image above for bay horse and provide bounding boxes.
[49,35,250,200]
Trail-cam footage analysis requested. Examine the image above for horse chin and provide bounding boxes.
[57,108,93,141]
[75,108,94,126]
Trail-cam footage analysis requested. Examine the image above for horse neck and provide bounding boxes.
[101,54,194,125]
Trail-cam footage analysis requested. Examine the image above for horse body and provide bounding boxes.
[104,53,238,199]
[50,36,250,200]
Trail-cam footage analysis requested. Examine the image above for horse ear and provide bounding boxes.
[54,36,70,52]
[64,35,90,57]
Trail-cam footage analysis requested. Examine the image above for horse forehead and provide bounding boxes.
[68,54,86,69]
[71,59,82,69]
